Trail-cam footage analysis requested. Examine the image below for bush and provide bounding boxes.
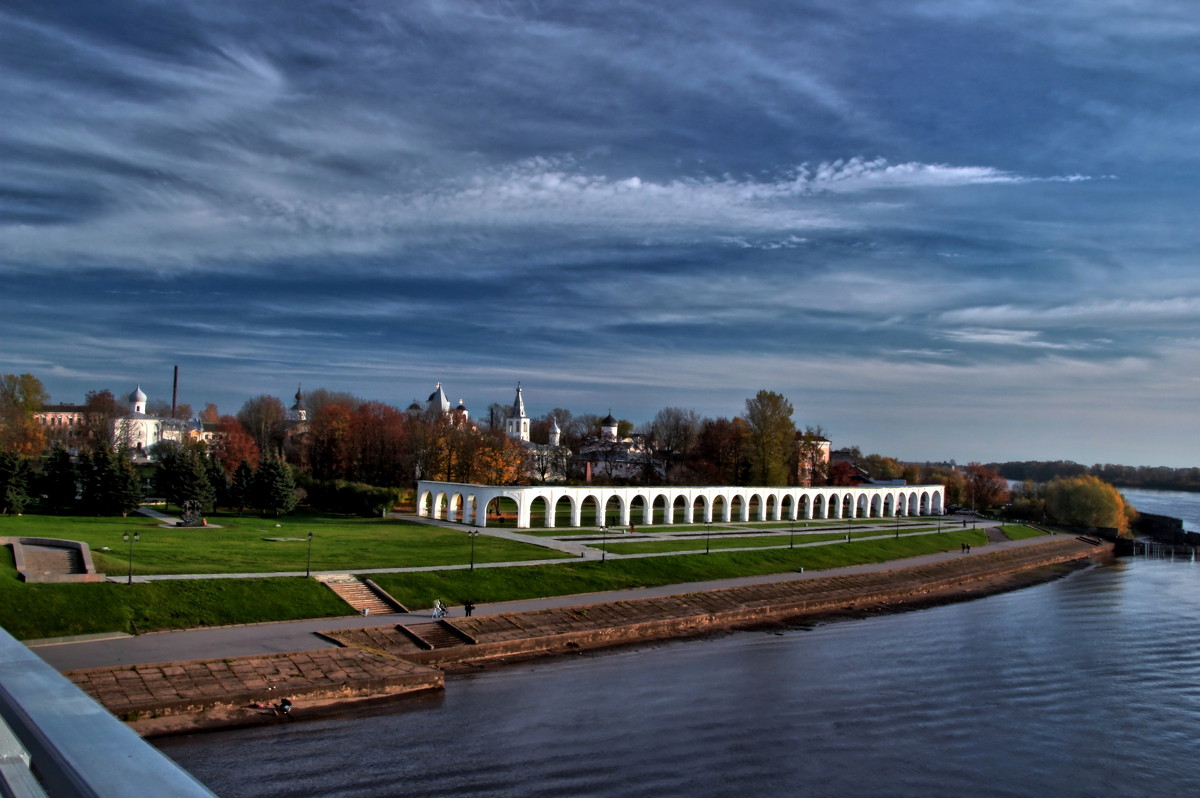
[298,475,401,517]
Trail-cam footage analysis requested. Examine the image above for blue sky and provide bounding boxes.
[2,1,1197,467]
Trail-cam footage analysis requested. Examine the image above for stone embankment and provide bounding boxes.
[67,535,1109,735]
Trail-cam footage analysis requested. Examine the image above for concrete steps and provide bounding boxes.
[20,545,84,575]
[399,621,475,650]
[316,575,401,616]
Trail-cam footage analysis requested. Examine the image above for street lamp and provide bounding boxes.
[790,521,795,549]
[468,529,479,571]
[895,511,901,538]
[122,531,139,585]
[601,525,608,563]
[306,531,314,577]
[705,521,712,554]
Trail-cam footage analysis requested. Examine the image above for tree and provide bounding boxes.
[691,417,750,485]
[254,457,298,517]
[80,390,121,452]
[40,445,79,513]
[199,403,220,423]
[212,416,260,474]
[0,373,48,455]
[743,390,796,486]
[237,395,287,457]
[795,426,830,487]
[230,460,256,516]
[350,402,410,486]
[153,443,216,512]
[650,407,700,482]
[307,402,354,481]
[80,448,143,516]
[1045,474,1135,535]
[0,450,31,514]
[963,463,1010,511]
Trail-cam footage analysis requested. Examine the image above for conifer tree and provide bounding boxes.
[41,445,79,513]
[254,457,298,517]
[0,450,30,514]
[231,460,255,516]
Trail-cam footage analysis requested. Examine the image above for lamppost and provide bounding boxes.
[790,521,795,549]
[601,525,608,563]
[705,521,712,554]
[895,511,901,538]
[122,531,139,585]
[468,529,479,571]
[306,531,314,577]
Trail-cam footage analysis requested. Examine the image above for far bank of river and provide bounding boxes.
[1121,486,1200,532]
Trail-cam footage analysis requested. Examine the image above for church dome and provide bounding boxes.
[129,385,147,403]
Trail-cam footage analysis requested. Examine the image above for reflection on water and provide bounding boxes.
[158,558,1200,798]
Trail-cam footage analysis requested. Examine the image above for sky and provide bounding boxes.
[2,1,1198,468]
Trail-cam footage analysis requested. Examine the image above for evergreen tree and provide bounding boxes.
[0,450,30,514]
[112,452,145,517]
[205,455,231,510]
[254,457,298,517]
[231,460,255,516]
[40,445,79,513]
[80,448,115,514]
[79,449,143,516]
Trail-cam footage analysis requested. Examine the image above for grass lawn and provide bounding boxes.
[1,511,570,575]
[0,544,354,641]
[596,528,944,554]
[370,529,989,611]
[1001,524,1048,541]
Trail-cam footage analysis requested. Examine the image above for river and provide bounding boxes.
[158,552,1200,797]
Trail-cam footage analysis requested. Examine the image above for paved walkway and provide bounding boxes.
[32,530,1064,673]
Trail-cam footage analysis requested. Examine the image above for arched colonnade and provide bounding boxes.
[417,480,945,529]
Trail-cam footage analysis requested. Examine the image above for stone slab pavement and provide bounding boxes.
[31,531,1070,673]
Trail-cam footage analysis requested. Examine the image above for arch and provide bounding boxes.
[603,496,623,528]
[672,495,690,524]
[552,495,573,528]
[529,495,552,527]
[652,494,670,524]
[841,493,855,519]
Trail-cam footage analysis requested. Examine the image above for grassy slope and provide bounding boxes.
[4,512,568,575]
[371,529,989,611]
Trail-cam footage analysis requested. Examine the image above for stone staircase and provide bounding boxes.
[316,575,402,616]
[399,621,475,650]
[20,544,84,575]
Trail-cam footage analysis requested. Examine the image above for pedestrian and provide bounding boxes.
[464,599,475,617]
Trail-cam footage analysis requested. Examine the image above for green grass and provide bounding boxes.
[0,545,354,640]
[596,528,943,554]
[1,511,570,575]
[370,529,989,610]
[1000,524,1048,541]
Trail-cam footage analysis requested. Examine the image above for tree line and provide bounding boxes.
[989,460,1200,493]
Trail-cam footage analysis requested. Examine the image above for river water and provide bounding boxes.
[159,554,1200,798]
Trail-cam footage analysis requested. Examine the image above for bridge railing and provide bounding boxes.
[0,627,216,798]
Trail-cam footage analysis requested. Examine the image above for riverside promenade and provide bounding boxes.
[32,532,1111,736]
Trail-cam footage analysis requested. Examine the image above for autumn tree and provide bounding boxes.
[651,407,700,482]
[963,463,1010,511]
[237,395,286,457]
[0,373,48,455]
[1044,474,1135,535]
[743,390,796,486]
[212,416,260,475]
[80,390,121,452]
[795,426,830,487]
[307,402,354,481]
[691,417,750,485]
[351,401,410,486]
